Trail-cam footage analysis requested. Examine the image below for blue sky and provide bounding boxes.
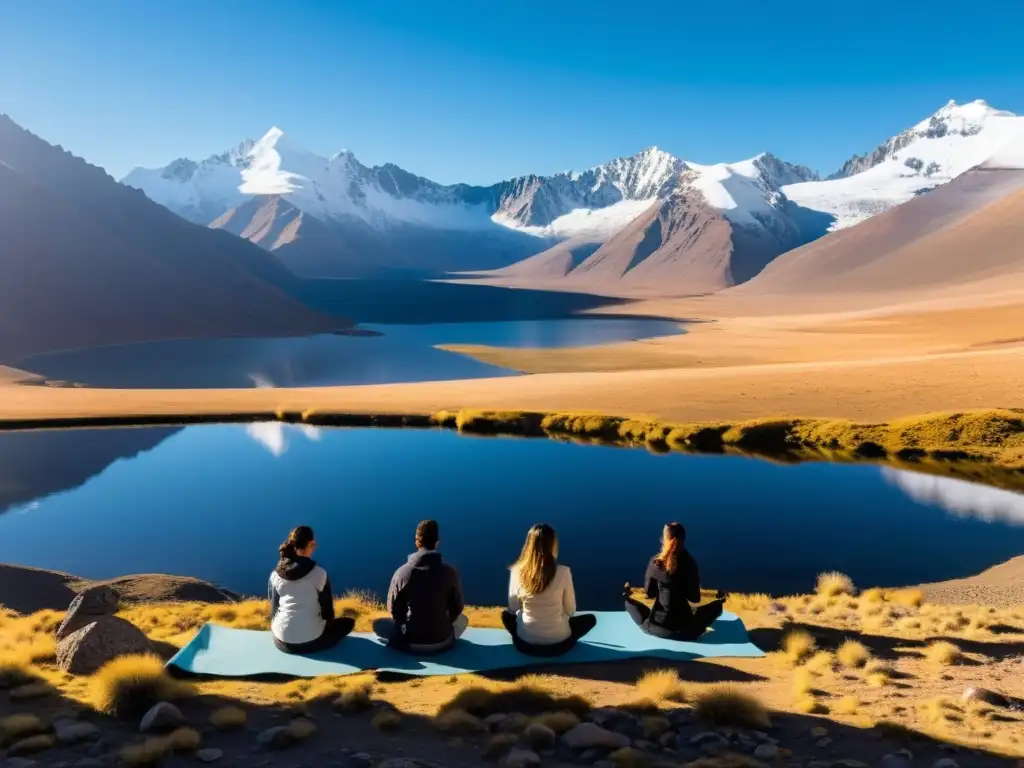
[2,0,1022,183]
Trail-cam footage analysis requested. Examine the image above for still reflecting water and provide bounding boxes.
[13,318,682,389]
[1,426,1022,608]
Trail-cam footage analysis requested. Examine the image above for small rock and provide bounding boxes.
[668,709,695,727]
[8,736,55,757]
[257,725,296,750]
[139,702,185,733]
[504,748,541,767]
[497,713,532,733]
[690,732,728,747]
[485,713,510,730]
[56,586,120,640]
[810,726,829,738]
[197,748,224,763]
[881,755,911,768]
[84,740,108,758]
[755,744,779,760]
[53,719,100,745]
[933,760,961,768]
[562,723,631,750]
[523,723,557,750]
[816,738,833,749]
[962,687,1010,708]
[578,749,600,764]
[344,754,374,768]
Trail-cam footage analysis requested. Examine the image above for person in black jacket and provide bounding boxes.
[624,522,724,640]
[373,520,467,653]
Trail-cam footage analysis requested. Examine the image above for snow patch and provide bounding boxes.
[493,197,657,239]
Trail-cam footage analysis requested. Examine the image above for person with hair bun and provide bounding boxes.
[624,522,725,640]
[269,525,354,654]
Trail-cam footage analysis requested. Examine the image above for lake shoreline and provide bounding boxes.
[0,406,1021,490]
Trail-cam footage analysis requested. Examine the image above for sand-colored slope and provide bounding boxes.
[738,168,1024,296]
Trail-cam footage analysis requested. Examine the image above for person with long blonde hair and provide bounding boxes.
[624,522,724,640]
[502,523,596,657]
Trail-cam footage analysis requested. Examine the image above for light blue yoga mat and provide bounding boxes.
[167,611,763,678]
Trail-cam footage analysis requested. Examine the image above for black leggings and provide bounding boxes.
[625,597,724,641]
[501,610,597,657]
[274,617,355,655]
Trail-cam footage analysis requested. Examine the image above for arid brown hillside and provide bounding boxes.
[0,116,338,360]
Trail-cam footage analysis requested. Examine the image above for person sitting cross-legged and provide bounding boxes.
[270,526,355,655]
[373,519,467,654]
[624,522,724,641]
[502,523,596,657]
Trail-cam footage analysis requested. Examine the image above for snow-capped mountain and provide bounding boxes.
[121,99,1023,290]
[123,134,817,284]
[782,100,1024,231]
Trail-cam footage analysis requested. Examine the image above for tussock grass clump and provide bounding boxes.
[836,639,871,669]
[209,705,247,730]
[889,589,924,608]
[484,732,519,759]
[166,727,201,752]
[925,640,962,666]
[834,696,860,716]
[121,729,201,768]
[794,694,827,715]
[692,686,770,729]
[781,628,816,664]
[433,708,486,734]
[816,571,856,598]
[532,710,580,734]
[864,659,894,687]
[440,678,590,717]
[333,678,374,712]
[0,714,45,745]
[287,718,317,741]
[92,654,191,718]
[804,650,835,675]
[635,669,686,703]
[371,710,402,731]
[792,668,816,696]
[0,661,39,690]
[860,587,886,603]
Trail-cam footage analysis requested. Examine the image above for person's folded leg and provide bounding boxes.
[276,616,354,655]
[372,617,395,642]
[624,597,650,627]
[674,599,725,641]
[452,613,469,639]
[569,613,597,640]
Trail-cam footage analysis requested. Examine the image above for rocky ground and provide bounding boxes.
[2,566,1023,767]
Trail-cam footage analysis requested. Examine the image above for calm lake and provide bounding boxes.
[12,318,682,388]
[1,425,1023,608]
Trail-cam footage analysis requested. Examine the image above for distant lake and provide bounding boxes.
[12,318,682,389]
[1,425,1023,608]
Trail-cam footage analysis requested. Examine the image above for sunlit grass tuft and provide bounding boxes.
[692,686,770,729]
[781,628,816,664]
[92,654,191,718]
[635,669,686,703]
[209,705,247,730]
[816,571,855,598]
[836,639,871,669]
[433,708,486,734]
[925,641,962,666]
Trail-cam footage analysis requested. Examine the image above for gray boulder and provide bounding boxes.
[56,586,119,641]
[962,686,1011,708]
[504,749,541,767]
[562,723,631,750]
[196,748,223,763]
[55,616,152,675]
[256,726,295,750]
[139,702,185,733]
[53,719,100,744]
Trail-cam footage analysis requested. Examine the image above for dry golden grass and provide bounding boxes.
[119,728,201,768]
[371,710,403,731]
[439,676,590,717]
[925,640,962,666]
[834,696,860,716]
[816,571,856,598]
[792,668,816,697]
[91,654,191,718]
[333,678,375,713]
[165,727,201,752]
[804,650,835,675]
[836,639,871,669]
[433,708,486,734]
[484,733,519,759]
[793,693,826,715]
[692,686,770,729]
[288,718,317,741]
[208,705,247,730]
[864,659,894,688]
[781,628,816,664]
[634,669,686,703]
[641,714,671,740]
[532,710,581,734]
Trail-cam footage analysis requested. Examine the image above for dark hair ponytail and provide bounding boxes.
[279,526,315,559]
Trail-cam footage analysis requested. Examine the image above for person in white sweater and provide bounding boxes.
[502,523,596,657]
